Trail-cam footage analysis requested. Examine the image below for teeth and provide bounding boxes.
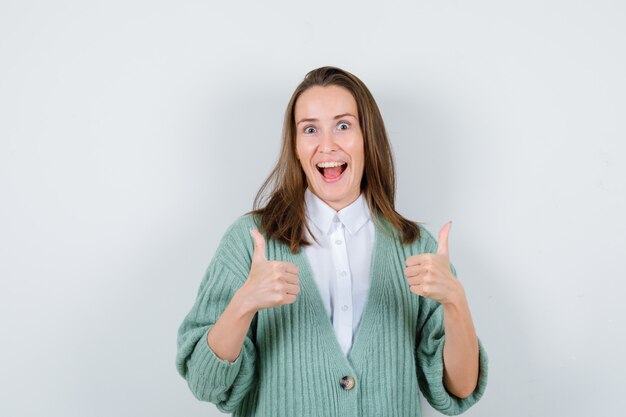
[316,161,346,168]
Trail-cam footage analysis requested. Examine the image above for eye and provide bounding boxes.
[338,121,350,130]
[304,125,316,134]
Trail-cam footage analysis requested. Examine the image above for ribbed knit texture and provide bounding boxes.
[176,213,488,416]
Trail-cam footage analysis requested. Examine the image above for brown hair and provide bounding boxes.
[246,66,421,254]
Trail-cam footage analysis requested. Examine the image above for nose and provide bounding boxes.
[318,130,338,154]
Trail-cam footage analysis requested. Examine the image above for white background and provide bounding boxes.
[1,1,625,416]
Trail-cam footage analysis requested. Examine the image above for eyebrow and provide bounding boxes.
[296,113,357,126]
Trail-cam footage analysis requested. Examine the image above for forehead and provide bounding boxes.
[294,85,358,119]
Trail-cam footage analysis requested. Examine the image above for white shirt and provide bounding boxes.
[303,187,375,357]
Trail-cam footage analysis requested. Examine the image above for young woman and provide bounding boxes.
[176,66,488,416]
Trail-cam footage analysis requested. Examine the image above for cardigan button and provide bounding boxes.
[340,375,355,391]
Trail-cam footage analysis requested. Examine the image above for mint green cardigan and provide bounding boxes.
[176,213,488,416]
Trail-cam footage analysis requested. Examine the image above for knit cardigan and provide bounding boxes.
[176,213,488,416]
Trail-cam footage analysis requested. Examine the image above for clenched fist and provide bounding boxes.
[404,221,465,305]
[236,229,301,313]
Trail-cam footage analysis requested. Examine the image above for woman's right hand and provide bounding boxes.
[235,229,301,313]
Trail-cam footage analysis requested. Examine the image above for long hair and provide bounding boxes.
[247,66,421,254]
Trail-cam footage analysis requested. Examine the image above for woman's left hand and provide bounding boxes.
[404,222,465,305]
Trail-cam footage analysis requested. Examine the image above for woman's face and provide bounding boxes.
[295,85,365,212]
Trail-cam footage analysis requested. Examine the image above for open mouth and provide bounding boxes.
[316,161,347,182]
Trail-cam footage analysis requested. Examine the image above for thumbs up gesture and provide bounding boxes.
[404,222,464,305]
[237,229,301,313]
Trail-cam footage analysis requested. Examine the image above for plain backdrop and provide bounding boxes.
[1,1,625,416]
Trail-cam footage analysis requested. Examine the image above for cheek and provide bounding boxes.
[295,141,313,165]
[295,140,305,161]
[346,138,365,169]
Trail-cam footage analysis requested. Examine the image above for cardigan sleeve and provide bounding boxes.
[175,249,257,413]
[415,296,488,415]
[413,225,488,415]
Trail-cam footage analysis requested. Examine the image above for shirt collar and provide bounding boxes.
[304,187,371,236]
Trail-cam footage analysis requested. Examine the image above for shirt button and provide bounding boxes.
[342,305,349,311]
[335,239,343,245]
[340,375,356,391]
[340,270,348,277]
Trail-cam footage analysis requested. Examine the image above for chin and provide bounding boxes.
[311,182,359,209]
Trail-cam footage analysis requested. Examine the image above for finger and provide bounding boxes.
[409,284,424,296]
[405,253,432,267]
[282,273,300,285]
[407,275,424,286]
[437,221,451,255]
[410,284,429,298]
[404,264,426,278]
[250,229,267,262]
[411,281,437,297]
[270,262,300,280]
[283,282,301,295]
[277,261,299,275]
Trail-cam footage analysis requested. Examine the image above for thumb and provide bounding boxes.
[250,228,267,262]
[437,221,451,255]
